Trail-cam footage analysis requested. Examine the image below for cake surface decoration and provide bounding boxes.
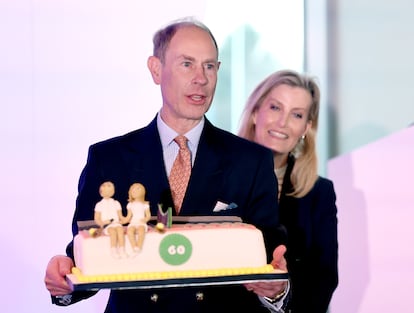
[70,182,282,286]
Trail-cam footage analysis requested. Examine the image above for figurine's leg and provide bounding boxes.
[136,226,146,251]
[107,227,117,248]
[117,226,125,246]
[107,227,120,258]
[127,227,137,249]
[117,226,127,257]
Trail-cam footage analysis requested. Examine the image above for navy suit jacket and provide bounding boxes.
[65,116,284,313]
[280,155,338,313]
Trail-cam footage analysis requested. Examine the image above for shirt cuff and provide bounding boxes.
[258,280,290,312]
[51,294,73,306]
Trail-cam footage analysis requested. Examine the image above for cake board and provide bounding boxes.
[67,270,289,291]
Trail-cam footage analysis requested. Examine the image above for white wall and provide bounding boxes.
[327,0,414,155]
[0,1,304,312]
[1,1,206,312]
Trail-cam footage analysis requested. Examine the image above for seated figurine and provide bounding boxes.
[94,181,127,258]
[123,183,151,255]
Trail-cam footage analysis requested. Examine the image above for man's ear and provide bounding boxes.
[147,56,162,85]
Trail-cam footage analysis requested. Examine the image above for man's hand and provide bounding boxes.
[244,245,288,298]
[44,255,74,296]
[270,244,287,272]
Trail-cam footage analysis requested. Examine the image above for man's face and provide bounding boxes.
[154,26,220,130]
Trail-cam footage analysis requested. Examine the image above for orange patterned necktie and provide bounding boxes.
[169,135,191,214]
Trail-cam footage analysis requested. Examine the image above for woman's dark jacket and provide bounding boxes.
[281,155,338,313]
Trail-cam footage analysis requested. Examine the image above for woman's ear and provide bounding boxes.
[304,120,312,136]
[147,56,162,85]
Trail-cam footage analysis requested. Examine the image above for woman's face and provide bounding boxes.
[252,84,312,163]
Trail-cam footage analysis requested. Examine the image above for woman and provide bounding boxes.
[238,70,338,313]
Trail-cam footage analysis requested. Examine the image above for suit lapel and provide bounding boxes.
[180,119,225,215]
[125,117,174,214]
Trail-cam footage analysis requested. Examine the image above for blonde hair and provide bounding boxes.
[238,69,320,197]
[127,183,146,202]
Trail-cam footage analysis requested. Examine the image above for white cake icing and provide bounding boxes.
[72,222,274,282]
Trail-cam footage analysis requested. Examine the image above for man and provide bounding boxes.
[44,17,289,313]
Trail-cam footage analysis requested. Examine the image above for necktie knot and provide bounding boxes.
[174,135,188,150]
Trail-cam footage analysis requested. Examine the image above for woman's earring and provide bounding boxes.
[292,135,306,158]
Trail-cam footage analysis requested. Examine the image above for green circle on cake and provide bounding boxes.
[159,233,192,265]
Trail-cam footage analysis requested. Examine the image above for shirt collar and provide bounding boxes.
[157,112,204,150]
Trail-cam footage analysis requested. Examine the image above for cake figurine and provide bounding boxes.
[123,183,151,254]
[94,181,127,258]
[156,204,172,231]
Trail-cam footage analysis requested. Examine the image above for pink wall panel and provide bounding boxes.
[328,126,414,312]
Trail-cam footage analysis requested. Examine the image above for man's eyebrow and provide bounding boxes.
[178,54,195,61]
[178,54,218,64]
[204,58,219,64]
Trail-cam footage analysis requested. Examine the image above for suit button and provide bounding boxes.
[150,293,158,302]
[196,292,204,301]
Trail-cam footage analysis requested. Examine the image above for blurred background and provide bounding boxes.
[1,0,413,312]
